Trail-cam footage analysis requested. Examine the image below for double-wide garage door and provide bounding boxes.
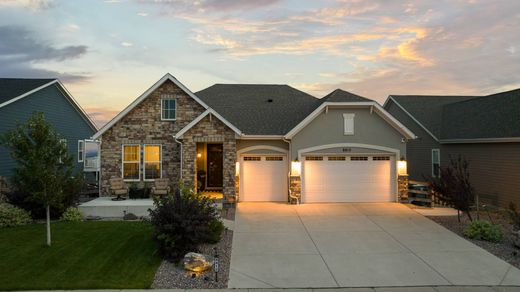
[303,155,395,202]
[240,155,288,202]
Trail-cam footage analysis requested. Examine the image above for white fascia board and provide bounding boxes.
[386,96,439,141]
[239,135,285,140]
[284,101,416,140]
[440,137,520,144]
[55,80,98,131]
[93,73,209,139]
[175,108,242,139]
[0,80,58,108]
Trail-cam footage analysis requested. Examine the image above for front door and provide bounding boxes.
[206,144,223,188]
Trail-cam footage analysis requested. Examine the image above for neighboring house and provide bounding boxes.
[93,73,415,203]
[0,78,98,177]
[384,88,520,207]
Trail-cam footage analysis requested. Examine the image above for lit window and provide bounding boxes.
[78,140,84,163]
[161,98,176,120]
[432,149,440,177]
[123,145,140,180]
[343,113,355,135]
[144,145,161,180]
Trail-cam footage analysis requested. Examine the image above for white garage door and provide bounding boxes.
[241,155,288,202]
[302,155,395,202]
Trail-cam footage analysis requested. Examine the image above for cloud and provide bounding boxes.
[0,0,54,10]
[83,107,121,127]
[0,26,89,82]
[121,42,133,47]
[137,12,148,16]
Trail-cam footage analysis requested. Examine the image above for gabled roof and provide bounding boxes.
[385,95,475,140]
[385,88,520,143]
[321,89,372,102]
[93,73,212,139]
[196,84,321,135]
[0,78,56,105]
[0,78,97,131]
[175,108,242,139]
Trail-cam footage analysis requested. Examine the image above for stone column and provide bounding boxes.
[398,175,409,203]
[222,140,236,202]
[290,175,301,203]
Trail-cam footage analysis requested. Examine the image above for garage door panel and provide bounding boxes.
[241,156,288,202]
[303,156,394,203]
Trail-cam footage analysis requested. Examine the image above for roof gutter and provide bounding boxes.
[440,137,520,144]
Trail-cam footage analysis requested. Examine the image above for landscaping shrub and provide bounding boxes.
[60,207,83,222]
[463,220,503,242]
[150,186,223,261]
[0,203,32,227]
[508,202,520,231]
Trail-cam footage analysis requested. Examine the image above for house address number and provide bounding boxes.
[342,148,352,152]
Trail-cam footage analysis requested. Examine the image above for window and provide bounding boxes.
[243,156,261,161]
[328,156,346,161]
[432,149,440,177]
[144,145,162,180]
[59,139,67,163]
[78,140,84,162]
[305,156,323,161]
[265,156,283,161]
[161,97,176,120]
[351,156,368,161]
[373,156,390,161]
[343,113,355,135]
[122,145,140,180]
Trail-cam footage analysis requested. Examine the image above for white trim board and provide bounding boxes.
[384,96,439,141]
[237,145,289,156]
[93,73,210,139]
[284,101,416,140]
[0,79,98,132]
[175,108,242,139]
[439,137,520,144]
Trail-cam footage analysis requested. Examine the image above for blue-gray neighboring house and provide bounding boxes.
[0,78,98,177]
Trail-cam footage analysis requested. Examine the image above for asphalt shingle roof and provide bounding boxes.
[390,95,475,138]
[196,84,322,135]
[322,89,373,102]
[391,88,520,140]
[0,78,55,105]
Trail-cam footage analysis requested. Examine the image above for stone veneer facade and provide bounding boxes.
[99,79,236,199]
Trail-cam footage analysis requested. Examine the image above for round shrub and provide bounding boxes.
[463,219,503,242]
[150,188,223,261]
[0,203,32,227]
[60,207,83,222]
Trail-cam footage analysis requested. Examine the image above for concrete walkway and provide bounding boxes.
[229,203,520,289]
[17,287,520,291]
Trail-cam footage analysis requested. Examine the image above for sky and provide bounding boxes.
[0,0,519,127]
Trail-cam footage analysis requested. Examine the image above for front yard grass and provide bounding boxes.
[0,221,161,290]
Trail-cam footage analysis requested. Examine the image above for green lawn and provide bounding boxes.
[0,221,162,290]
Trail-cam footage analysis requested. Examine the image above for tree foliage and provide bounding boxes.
[428,155,475,222]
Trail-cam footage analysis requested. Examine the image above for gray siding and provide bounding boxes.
[0,84,95,177]
[386,99,520,207]
[443,143,520,207]
[236,139,289,152]
[385,100,441,180]
[290,107,406,159]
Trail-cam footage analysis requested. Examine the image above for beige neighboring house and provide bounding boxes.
[93,73,415,203]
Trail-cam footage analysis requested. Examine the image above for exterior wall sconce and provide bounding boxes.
[235,161,240,176]
[291,159,301,176]
[197,152,202,158]
[397,157,407,176]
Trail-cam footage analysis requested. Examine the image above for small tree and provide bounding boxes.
[0,112,77,246]
[429,156,475,222]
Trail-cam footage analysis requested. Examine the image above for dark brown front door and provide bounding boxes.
[206,144,223,188]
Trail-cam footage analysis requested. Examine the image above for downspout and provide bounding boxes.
[173,135,183,179]
[282,137,291,200]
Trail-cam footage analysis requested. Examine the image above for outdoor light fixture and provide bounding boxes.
[291,159,301,176]
[235,161,240,176]
[197,152,202,158]
[397,157,407,176]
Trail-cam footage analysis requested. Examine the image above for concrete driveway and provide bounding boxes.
[228,203,520,288]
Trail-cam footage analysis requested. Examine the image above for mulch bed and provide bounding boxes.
[151,228,233,289]
[429,211,520,269]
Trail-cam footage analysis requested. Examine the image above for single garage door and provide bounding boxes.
[241,155,288,202]
[302,155,395,202]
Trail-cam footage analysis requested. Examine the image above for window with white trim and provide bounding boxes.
[432,149,440,177]
[122,145,140,180]
[144,145,162,180]
[343,113,355,135]
[161,97,176,120]
[77,140,84,163]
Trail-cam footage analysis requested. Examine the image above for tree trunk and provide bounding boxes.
[457,210,460,223]
[46,204,51,246]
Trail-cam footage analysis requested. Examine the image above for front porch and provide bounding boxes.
[78,197,154,218]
